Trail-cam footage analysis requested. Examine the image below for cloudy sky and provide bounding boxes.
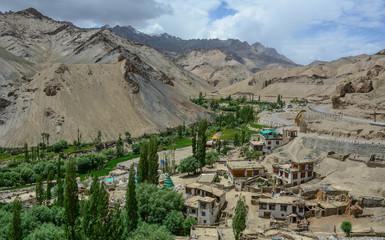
[1,0,385,64]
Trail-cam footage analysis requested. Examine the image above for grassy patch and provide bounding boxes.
[242,126,259,135]
[220,128,241,140]
[164,138,192,150]
[249,122,268,129]
[63,144,94,154]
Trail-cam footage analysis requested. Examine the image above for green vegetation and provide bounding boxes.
[340,221,352,236]
[178,156,199,175]
[232,195,249,240]
[183,217,197,236]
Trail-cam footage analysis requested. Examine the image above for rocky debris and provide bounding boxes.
[0,97,12,111]
[43,79,62,96]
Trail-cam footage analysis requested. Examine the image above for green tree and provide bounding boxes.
[183,217,197,236]
[64,159,79,240]
[232,195,248,240]
[125,131,132,144]
[82,175,110,239]
[340,221,352,236]
[136,183,184,224]
[35,174,45,205]
[24,143,29,162]
[163,210,184,235]
[197,119,207,172]
[56,158,64,207]
[137,141,149,183]
[147,137,159,184]
[129,222,173,240]
[177,125,183,139]
[178,156,198,175]
[46,170,54,205]
[11,198,22,240]
[20,167,35,185]
[126,164,138,232]
[116,133,124,158]
[24,223,65,240]
[52,140,68,153]
[191,124,197,157]
[205,151,219,167]
[234,133,240,146]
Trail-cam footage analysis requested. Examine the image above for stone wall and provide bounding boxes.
[302,137,385,157]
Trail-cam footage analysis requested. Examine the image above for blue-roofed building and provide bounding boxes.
[250,129,283,153]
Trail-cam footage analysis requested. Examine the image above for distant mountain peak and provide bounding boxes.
[15,8,49,20]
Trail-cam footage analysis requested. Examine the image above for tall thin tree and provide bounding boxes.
[11,198,22,240]
[126,164,138,232]
[232,195,249,240]
[191,125,197,157]
[137,141,149,183]
[147,137,159,184]
[56,157,64,207]
[64,159,79,240]
[46,170,54,205]
[35,174,45,205]
[197,120,207,172]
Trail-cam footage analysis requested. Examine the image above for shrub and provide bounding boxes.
[224,174,228,179]
[340,221,352,236]
[52,140,68,153]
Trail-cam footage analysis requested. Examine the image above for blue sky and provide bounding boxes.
[1,0,385,65]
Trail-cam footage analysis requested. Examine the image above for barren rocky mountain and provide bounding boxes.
[105,25,300,73]
[220,53,385,115]
[175,49,252,88]
[0,8,214,146]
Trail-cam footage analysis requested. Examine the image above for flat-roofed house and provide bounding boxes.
[226,160,265,184]
[272,160,314,186]
[258,196,305,222]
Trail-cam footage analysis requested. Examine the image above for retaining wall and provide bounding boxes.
[302,137,385,157]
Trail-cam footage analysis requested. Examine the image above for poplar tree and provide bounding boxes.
[24,143,29,162]
[137,141,149,183]
[56,157,64,207]
[197,119,207,172]
[46,170,54,205]
[64,159,79,240]
[11,198,22,240]
[35,174,45,205]
[147,137,159,184]
[116,133,124,158]
[126,164,138,232]
[232,195,249,240]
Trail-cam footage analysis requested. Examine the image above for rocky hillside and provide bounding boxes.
[176,49,252,88]
[220,52,385,120]
[0,8,214,146]
[106,25,299,73]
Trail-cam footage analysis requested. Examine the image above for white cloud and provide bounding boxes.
[1,0,385,64]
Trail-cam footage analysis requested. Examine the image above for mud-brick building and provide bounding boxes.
[272,160,314,186]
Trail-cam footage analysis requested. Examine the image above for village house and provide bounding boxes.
[226,160,265,189]
[272,160,314,186]
[250,130,283,153]
[282,128,298,144]
[184,183,226,225]
[258,196,306,222]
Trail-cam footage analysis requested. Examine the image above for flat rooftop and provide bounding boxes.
[185,183,225,197]
[259,196,305,205]
[250,140,264,145]
[227,160,264,170]
[185,195,215,208]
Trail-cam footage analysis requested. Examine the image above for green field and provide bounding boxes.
[164,138,192,150]
[220,128,241,140]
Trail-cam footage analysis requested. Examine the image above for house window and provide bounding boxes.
[293,173,298,179]
[281,205,287,211]
[201,203,206,209]
[260,204,267,210]
[192,209,196,214]
[299,208,304,213]
[201,211,206,216]
[308,171,312,177]
[268,146,271,150]
[203,220,206,224]
[301,172,305,178]
[276,141,279,145]
[268,141,271,145]
[269,205,276,210]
